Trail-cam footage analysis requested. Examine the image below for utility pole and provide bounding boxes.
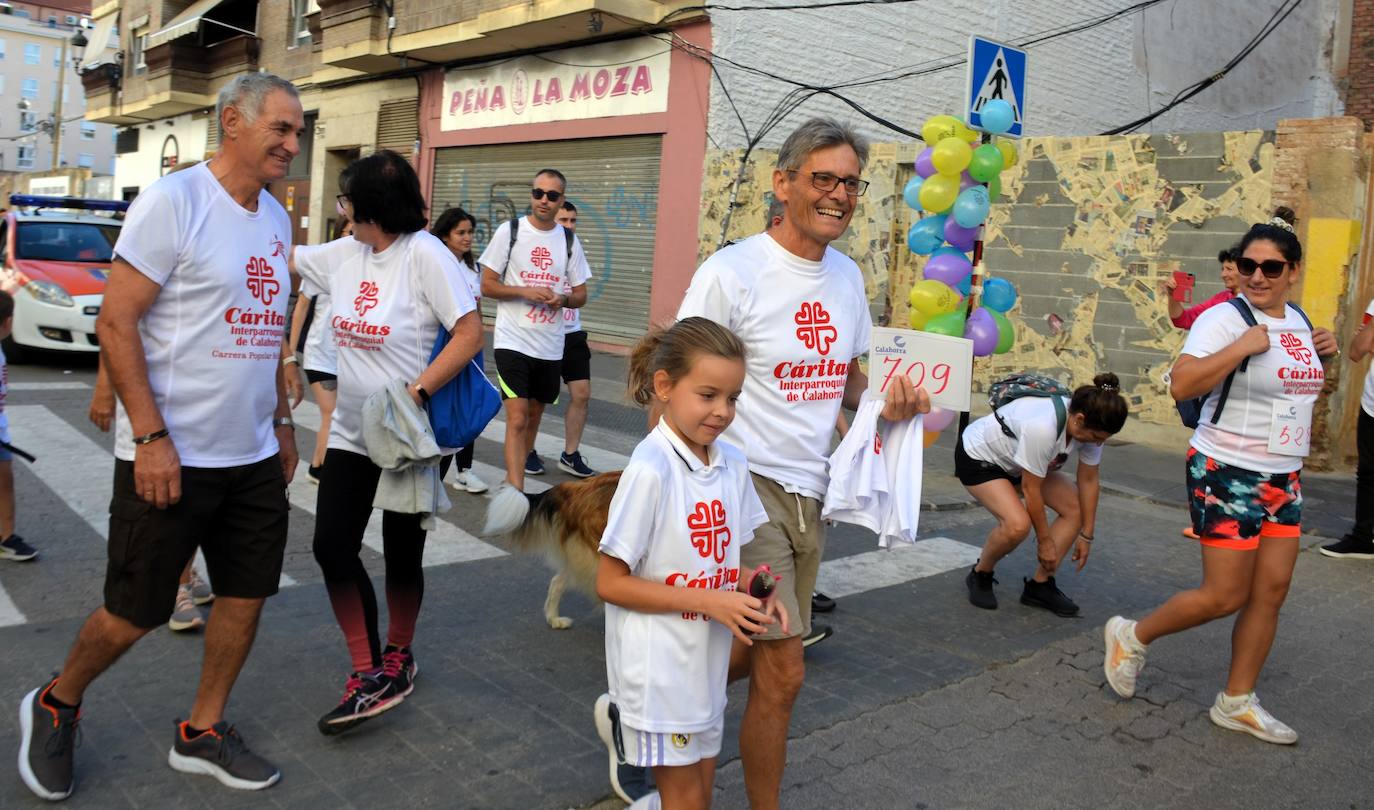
[51,35,67,170]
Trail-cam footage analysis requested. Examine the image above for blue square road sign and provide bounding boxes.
[966,36,1027,138]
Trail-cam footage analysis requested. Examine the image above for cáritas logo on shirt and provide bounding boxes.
[773,301,848,403]
[331,280,391,351]
[1277,332,1323,396]
[667,499,739,622]
[222,249,285,352]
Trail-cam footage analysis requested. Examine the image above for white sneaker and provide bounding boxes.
[188,567,214,606]
[1209,692,1298,744]
[168,585,205,632]
[451,468,489,494]
[1103,616,1146,698]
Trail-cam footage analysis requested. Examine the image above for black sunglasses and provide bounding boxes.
[1236,257,1289,279]
[531,188,563,202]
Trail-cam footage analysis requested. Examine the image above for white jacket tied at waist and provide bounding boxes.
[822,393,924,548]
[362,378,452,529]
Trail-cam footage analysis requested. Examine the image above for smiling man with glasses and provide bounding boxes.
[479,168,590,493]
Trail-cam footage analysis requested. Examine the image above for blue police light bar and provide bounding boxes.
[8,194,130,213]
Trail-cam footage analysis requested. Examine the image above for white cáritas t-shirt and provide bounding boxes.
[961,396,1104,478]
[477,218,590,360]
[1361,299,1374,418]
[677,233,873,499]
[300,276,336,375]
[1182,296,1323,474]
[112,161,292,467]
[293,231,475,456]
[600,420,768,733]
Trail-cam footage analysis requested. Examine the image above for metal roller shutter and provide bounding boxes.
[430,134,661,341]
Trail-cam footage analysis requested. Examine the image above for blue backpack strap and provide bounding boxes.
[1287,301,1314,330]
[1210,297,1261,425]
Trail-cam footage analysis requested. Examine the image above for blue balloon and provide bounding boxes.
[906,215,947,255]
[957,275,972,297]
[980,99,1015,135]
[981,277,1018,312]
[930,246,968,261]
[902,176,924,211]
[952,186,991,228]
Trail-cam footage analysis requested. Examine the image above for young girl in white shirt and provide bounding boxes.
[1104,211,1339,745]
[593,317,788,810]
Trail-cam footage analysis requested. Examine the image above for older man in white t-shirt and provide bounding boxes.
[17,74,304,801]
[673,118,926,810]
[479,169,591,492]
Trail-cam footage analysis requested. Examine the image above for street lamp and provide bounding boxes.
[70,25,122,88]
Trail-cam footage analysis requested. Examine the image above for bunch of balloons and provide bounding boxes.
[902,105,1021,447]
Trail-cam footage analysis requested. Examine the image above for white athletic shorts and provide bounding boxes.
[620,715,725,768]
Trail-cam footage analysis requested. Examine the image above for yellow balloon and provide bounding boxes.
[956,122,981,143]
[909,279,960,316]
[931,137,973,176]
[923,430,941,449]
[996,139,1018,168]
[908,308,929,330]
[918,173,958,213]
[922,115,962,146]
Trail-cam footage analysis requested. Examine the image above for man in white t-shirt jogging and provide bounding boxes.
[16,74,303,801]
[673,118,927,810]
[480,169,591,493]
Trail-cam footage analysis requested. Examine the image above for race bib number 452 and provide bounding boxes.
[868,327,973,412]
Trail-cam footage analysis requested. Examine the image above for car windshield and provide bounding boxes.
[15,221,120,263]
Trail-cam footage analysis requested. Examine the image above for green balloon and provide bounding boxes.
[991,310,1015,354]
[988,174,1002,199]
[923,310,966,338]
[968,143,1005,183]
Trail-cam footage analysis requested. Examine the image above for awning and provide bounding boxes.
[146,0,255,50]
[80,13,118,70]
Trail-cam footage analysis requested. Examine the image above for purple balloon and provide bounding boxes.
[944,219,979,252]
[965,307,999,357]
[924,252,973,286]
[915,148,936,179]
[959,171,978,192]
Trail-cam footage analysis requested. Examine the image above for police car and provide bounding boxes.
[0,194,128,360]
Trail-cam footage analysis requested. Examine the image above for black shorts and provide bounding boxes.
[104,456,289,629]
[954,430,1021,488]
[495,349,562,404]
[304,369,337,386]
[561,330,591,384]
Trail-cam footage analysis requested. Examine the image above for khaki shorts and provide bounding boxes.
[742,473,825,640]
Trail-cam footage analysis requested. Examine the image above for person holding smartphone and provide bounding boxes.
[1161,235,1255,329]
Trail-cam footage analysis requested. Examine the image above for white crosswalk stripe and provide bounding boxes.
[8,382,91,391]
[815,537,981,598]
[0,579,25,627]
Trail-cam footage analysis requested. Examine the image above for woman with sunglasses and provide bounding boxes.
[1105,209,1339,744]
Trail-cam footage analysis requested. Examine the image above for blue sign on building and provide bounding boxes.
[966,36,1027,138]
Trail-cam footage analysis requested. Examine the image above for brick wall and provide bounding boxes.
[1347,0,1374,129]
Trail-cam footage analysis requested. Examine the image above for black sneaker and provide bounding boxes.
[167,720,279,790]
[802,624,834,648]
[811,591,837,613]
[1020,576,1080,617]
[593,694,655,803]
[966,567,998,610]
[558,451,596,478]
[525,450,545,476]
[18,677,79,801]
[381,645,418,698]
[1320,534,1374,560]
[316,672,403,736]
[0,534,38,561]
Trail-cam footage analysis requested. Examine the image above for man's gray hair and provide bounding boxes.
[217,72,299,125]
[764,197,786,228]
[776,117,870,171]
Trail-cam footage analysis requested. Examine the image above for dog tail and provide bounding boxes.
[482,484,538,537]
[489,472,624,558]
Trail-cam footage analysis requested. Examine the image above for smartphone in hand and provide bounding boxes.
[1171,271,1195,304]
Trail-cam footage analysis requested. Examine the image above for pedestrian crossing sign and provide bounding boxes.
[966,36,1027,138]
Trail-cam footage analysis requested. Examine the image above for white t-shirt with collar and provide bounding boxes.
[111,161,292,467]
[1182,296,1322,474]
[600,420,768,734]
[477,218,591,361]
[293,231,475,456]
[961,396,1104,478]
[677,233,873,499]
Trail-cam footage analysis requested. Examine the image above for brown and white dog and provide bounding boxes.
[483,473,621,629]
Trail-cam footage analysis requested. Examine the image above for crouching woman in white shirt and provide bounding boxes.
[1104,212,1338,745]
[593,317,787,810]
[957,374,1129,617]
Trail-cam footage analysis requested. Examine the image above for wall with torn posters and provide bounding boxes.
[697,121,1370,469]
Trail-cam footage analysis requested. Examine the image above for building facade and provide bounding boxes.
[0,0,118,180]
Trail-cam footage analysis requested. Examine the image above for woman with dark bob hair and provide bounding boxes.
[290,150,483,734]
[1105,208,1338,745]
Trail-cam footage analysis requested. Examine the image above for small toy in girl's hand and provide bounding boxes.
[747,564,781,600]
